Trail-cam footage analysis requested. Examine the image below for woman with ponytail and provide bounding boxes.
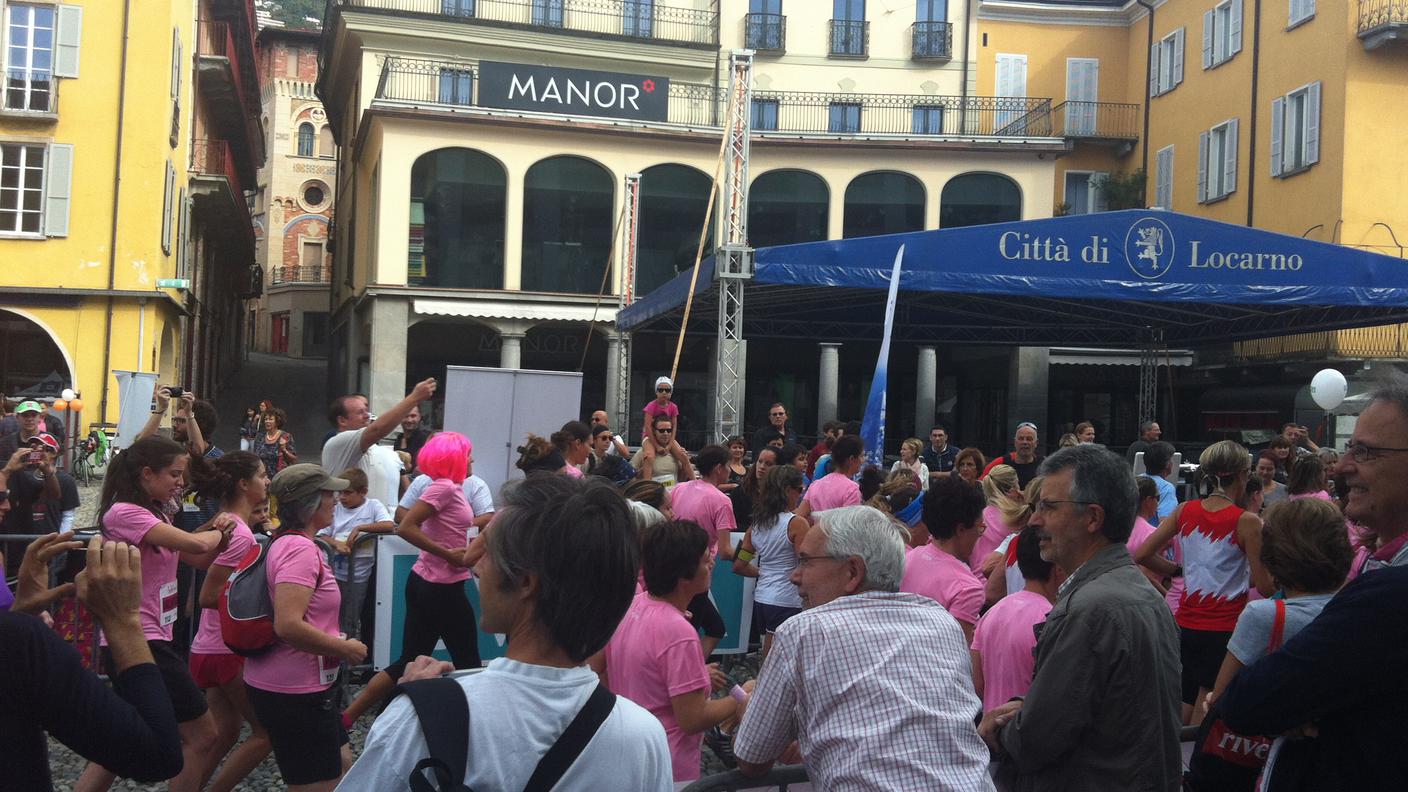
[550,421,592,478]
[76,437,234,792]
[971,464,1024,574]
[1135,439,1267,724]
[184,451,272,792]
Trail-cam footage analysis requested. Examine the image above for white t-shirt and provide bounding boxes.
[322,428,401,508]
[400,473,494,517]
[318,498,390,582]
[338,658,672,792]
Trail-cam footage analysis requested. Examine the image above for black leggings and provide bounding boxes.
[386,570,480,681]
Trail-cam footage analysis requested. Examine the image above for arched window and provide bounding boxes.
[637,163,713,297]
[522,155,613,294]
[748,169,829,248]
[843,171,925,238]
[318,126,334,158]
[297,122,314,157]
[410,148,507,289]
[940,173,1022,228]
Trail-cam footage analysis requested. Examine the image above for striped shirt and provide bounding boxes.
[734,591,995,792]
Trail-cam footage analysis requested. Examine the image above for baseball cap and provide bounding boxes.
[269,464,350,502]
[29,433,60,453]
[16,400,42,414]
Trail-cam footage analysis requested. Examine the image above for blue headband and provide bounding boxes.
[896,496,924,528]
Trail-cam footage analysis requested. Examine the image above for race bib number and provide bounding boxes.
[159,581,179,626]
[320,654,340,686]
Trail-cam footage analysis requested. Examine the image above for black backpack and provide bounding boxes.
[396,676,616,792]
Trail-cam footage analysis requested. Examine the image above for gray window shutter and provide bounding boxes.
[44,144,74,237]
[1224,118,1239,195]
[54,6,83,78]
[1203,11,1215,69]
[177,188,190,277]
[1198,131,1209,203]
[1173,29,1185,86]
[1231,0,1244,55]
[1270,96,1285,176]
[1305,82,1321,165]
[162,160,175,254]
[1091,173,1109,213]
[1157,147,1173,208]
[1149,43,1160,97]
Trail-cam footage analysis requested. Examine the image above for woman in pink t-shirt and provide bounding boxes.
[343,432,480,728]
[900,475,988,643]
[973,464,1023,574]
[595,520,739,783]
[971,527,1058,710]
[796,434,864,522]
[76,437,233,792]
[551,420,592,477]
[247,464,365,791]
[184,451,272,792]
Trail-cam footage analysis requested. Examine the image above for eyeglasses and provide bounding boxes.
[1033,498,1096,515]
[770,412,786,417]
[795,553,847,569]
[656,387,672,393]
[1343,441,1408,463]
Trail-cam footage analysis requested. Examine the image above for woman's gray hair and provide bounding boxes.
[276,488,323,531]
[816,505,908,593]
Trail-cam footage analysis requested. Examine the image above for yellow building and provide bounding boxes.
[318,0,1092,443]
[0,0,261,433]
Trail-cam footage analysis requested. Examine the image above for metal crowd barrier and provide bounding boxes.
[683,766,810,792]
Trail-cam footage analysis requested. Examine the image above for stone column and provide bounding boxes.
[916,345,937,433]
[367,297,409,416]
[1007,346,1051,441]
[499,332,525,370]
[818,343,841,428]
[503,172,525,291]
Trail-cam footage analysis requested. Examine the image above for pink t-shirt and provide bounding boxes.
[641,400,680,437]
[1127,515,1159,558]
[243,534,342,694]
[411,478,476,585]
[970,589,1053,710]
[802,472,861,513]
[190,518,256,656]
[900,543,984,626]
[562,464,584,478]
[670,479,737,556]
[103,502,178,642]
[970,504,1017,574]
[604,593,711,782]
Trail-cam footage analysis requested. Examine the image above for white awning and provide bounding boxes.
[413,298,617,324]
[1048,347,1194,367]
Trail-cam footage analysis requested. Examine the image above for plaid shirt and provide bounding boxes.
[735,591,995,792]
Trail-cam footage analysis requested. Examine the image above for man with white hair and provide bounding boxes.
[733,505,994,791]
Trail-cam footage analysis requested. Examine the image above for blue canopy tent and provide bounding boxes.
[618,210,1408,346]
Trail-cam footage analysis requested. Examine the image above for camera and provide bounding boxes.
[166,385,187,399]
[26,450,42,464]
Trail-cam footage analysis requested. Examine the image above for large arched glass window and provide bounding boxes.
[522,156,614,294]
[409,148,507,289]
[940,173,1022,228]
[843,171,925,238]
[748,169,828,248]
[297,123,314,157]
[637,164,713,296]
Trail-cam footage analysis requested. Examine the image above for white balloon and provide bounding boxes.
[60,388,76,401]
[1310,369,1347,411]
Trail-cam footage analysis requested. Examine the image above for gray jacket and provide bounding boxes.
[998,543,1182,792]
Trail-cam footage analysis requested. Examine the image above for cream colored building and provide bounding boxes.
[318,0,1085,444]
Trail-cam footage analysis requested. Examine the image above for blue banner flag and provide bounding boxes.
[860,246,905,470]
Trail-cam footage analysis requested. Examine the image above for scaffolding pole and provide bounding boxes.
[1137,329,1164,425]
[714,50,755,444]
[616,173,642,435]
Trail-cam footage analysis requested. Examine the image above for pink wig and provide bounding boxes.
[417,431,472,484]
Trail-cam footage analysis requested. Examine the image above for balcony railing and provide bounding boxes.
[828,19,868,57]
[190,139,245,203]
[271,265,331,285]
[911,21,952,61]
[1358,0,1408,48]
[328,0,718,46]
[744,12,785,52]
[375,57,1057,138]
[196,20,258,111]
[1051,101,1140,141]
[1221,325,1408,362]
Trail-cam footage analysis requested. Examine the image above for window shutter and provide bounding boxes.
[1203,11,1214,69]
[1173,28,1185,86]
[1149,43,1160,96]
[1090,173,1109,213]
[162,160,175,255]
[1231,0,1243,55]
[1270,96,1285,177]
[1198,131,1209,202]
[178,188,191,277]
[44,144,74,237]
[1156,147,1173,208]
[171,29,182,99]
[1305,82,1321,165]
[1224,118,1239,195]
[54,5,83,78]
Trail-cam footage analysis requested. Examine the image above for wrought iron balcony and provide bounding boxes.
[1050,101,1140,142]
[828,19,868,58]
[195,19,263,179]
[375,57,1057,138]
[190,139,246,204]
[911,21,952,61]
[327,0,719,47]
[271,265,331,285]
[744,12,785,52]
[1359,0,1408,49]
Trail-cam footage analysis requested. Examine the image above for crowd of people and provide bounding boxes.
[2,375,1408,792]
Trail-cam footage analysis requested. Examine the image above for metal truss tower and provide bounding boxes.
[713,49,755,443]
[617,172,642,433]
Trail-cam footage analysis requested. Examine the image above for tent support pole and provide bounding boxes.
[714,49,755,444]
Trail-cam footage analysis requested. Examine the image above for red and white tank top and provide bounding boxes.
[1175,499,1249,631]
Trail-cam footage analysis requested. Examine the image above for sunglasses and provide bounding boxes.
[656,387,672,393]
